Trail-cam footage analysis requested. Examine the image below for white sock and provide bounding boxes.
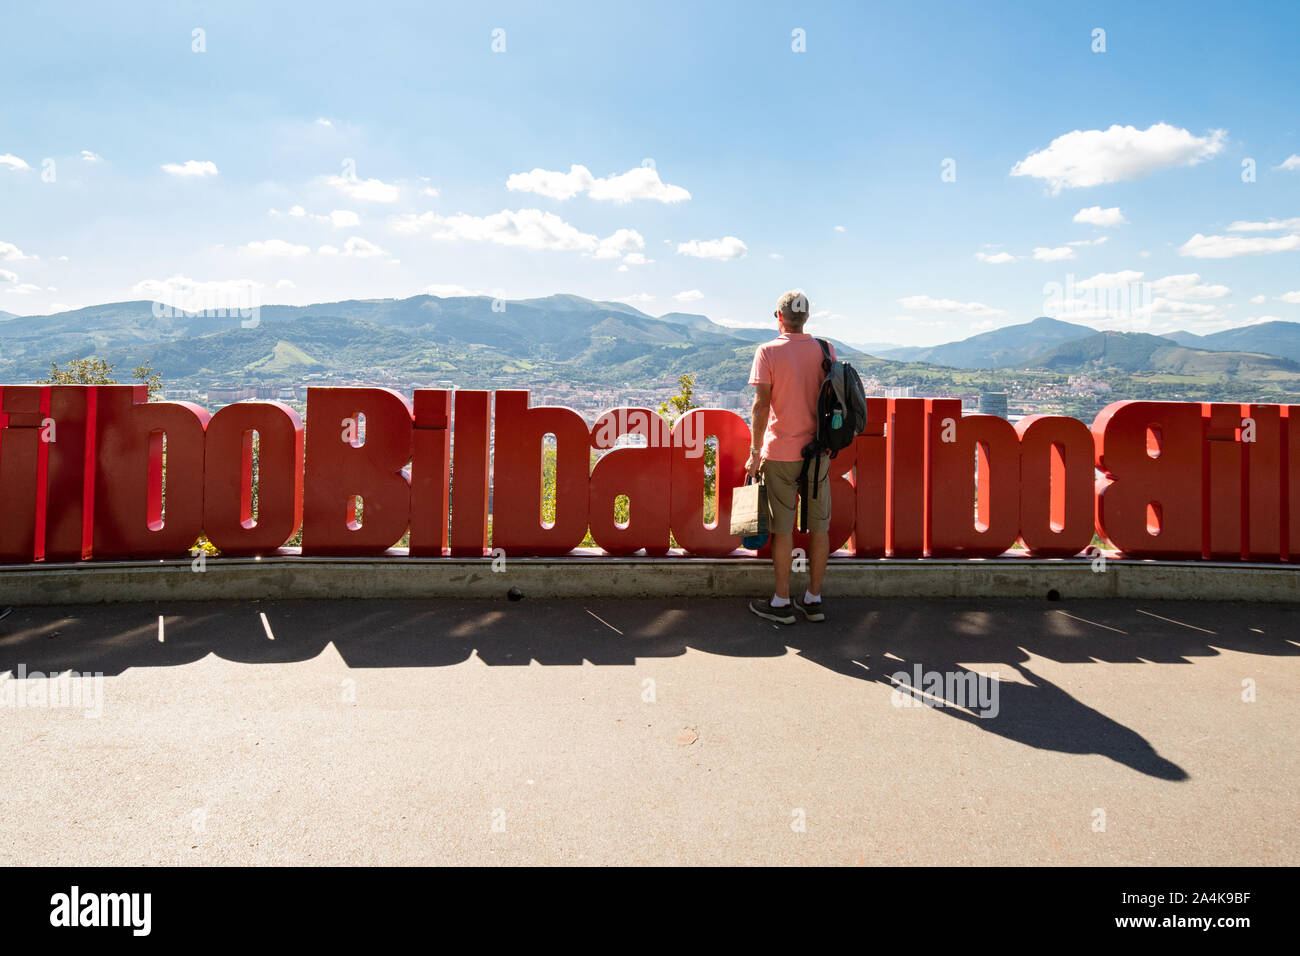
[771,594,790,607]
[804,589,820,604]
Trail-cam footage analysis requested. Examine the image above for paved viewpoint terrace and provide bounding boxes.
[0,596,1296,866]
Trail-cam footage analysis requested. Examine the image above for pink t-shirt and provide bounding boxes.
[747,332,834,462]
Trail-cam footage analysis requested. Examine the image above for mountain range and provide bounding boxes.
[0,294,799,390]
[874,317,1098,367]
[2,296,1299,393]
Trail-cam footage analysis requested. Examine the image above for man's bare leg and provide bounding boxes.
[808,530,829,597]
[771,532,793,600]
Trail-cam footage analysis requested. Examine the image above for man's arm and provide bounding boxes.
[746,383,771,478]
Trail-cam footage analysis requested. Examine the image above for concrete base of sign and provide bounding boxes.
[1,550,1296,605]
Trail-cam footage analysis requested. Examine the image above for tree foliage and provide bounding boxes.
[39,357,163,400]
[657,373,717,517]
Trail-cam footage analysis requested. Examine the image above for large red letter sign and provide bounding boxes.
[1094,401,1203,558]
[0,385,43,562]
[409,389,451,557]
[301,387,412,555]
[492,390,591,556]
[928,402,1020,557]
[449,390,491,557]
[203,401,304,555]
[588,408,671,556]
[669,408,748,557]
[1016,414,1095,557]
[93,385,210,559]
[852,398,888,557]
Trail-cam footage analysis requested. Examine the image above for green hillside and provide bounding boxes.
[877,316,1096,368]
[3,294,1300,412]
[1031,331,1300,377]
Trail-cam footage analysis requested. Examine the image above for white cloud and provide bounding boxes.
[1138,250,1152,258]
[275,279,296,290]
[1075,270,1146,290]
[595,228,646,260]
[131,276,261,312]
[244,239,311,257]
[0,269,17,283]
[1011,123,1226,191]
[0,241,35,261]
[588,166,690,203]
[1048,270,1232,332]
[768,252,783,259]
[1278,291,1300,304]
[420,186,439,197]
[1048,274,1232,332]
[315,118,333,127]
[1250,294,1267,304]
[422,283,501,298]
[316,209,360,228]
[0,154,31,171]
[673,289,704,302]
[162,159,219,178]
[1150,273,1231,299]
[393,207,640,259]
[834,225,846,232]
[506,165,594,200]
[975,251,1017,264]
[1227,217,1300,232]
[616,293,656,304]
[80,150,102,163]
[336,236,389,259]
[1073,205,1127,226]
[277,204,366,231]
[1179,233,1300,258]
[621,252,649,265]
[1067,236,1110,246]
[328,175,399,202]
[389,211,437,236]
[676,236,748,261]
[1033,246,1076,261]
[1277,155,1300,171]
[318,245,339,256]
[5,283,42,295]
[899,294,1005,317]
[1135,298,1222,318]
[507,163,690,203]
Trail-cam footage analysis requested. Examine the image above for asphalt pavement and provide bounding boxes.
[0,596,1296,865]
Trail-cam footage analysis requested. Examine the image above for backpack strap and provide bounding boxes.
[816,337,833,372]
[796,341,833,533]
[795,453,825,534]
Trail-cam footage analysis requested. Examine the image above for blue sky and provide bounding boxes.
[2,0,1298,347]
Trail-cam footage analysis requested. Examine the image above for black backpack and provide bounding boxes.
[796,338,868,532]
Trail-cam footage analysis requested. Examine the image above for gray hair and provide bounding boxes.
[777,290,810,328]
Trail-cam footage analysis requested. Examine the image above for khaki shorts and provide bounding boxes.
[761,456,830,534]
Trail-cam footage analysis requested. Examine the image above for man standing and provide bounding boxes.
[745,291,832,624]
